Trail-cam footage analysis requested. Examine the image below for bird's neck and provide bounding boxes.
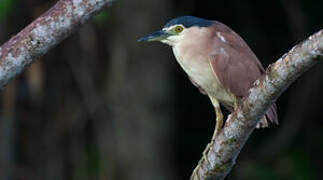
[173,27,215,62]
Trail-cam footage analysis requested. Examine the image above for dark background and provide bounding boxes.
[0,0,322,179]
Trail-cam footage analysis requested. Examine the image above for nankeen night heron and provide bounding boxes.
[138,16,278,140]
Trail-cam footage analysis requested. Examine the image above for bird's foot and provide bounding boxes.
[190,165,201,180]
[195,98,225,177]
[202,141,213,164]
[191,141,215,180]
[202,108,224,165]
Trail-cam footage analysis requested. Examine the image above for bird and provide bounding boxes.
[138,16,278,140]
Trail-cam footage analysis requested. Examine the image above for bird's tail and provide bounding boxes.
[256,103,279,128]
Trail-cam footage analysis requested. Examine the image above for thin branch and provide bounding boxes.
[191,29,323,180]
[0,0,114,89]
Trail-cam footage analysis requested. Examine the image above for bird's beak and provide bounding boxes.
[138,30,171,42]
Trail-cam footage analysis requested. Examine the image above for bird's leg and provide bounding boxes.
[202,97,224,165]
[233,98,239,111]
[210,97,223,140]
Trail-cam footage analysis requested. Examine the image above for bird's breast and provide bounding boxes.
[174,50,213,88]
[172,46,235,104]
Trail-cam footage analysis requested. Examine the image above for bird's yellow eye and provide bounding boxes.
[174,26,184,33]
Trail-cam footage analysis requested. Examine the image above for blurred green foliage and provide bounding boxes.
[94,9,111,26]
[243,148,315,180]
[0,0,18,21]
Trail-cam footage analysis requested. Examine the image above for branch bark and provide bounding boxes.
[0,0,114,89]
[191,29,323,180]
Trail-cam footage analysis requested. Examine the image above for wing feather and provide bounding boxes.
[209,25,264,97]
[209,24,278,125]
[209,53,262,97]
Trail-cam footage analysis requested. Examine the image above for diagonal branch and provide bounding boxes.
[0,0,114,89]
[191,29,323,180]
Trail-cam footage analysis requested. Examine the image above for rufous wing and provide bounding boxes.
[209,53,262,97]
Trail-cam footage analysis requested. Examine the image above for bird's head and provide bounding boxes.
[138,16,213,47]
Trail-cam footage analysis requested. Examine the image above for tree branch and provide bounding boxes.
[191,29,323,180]
[0,0,114,89]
